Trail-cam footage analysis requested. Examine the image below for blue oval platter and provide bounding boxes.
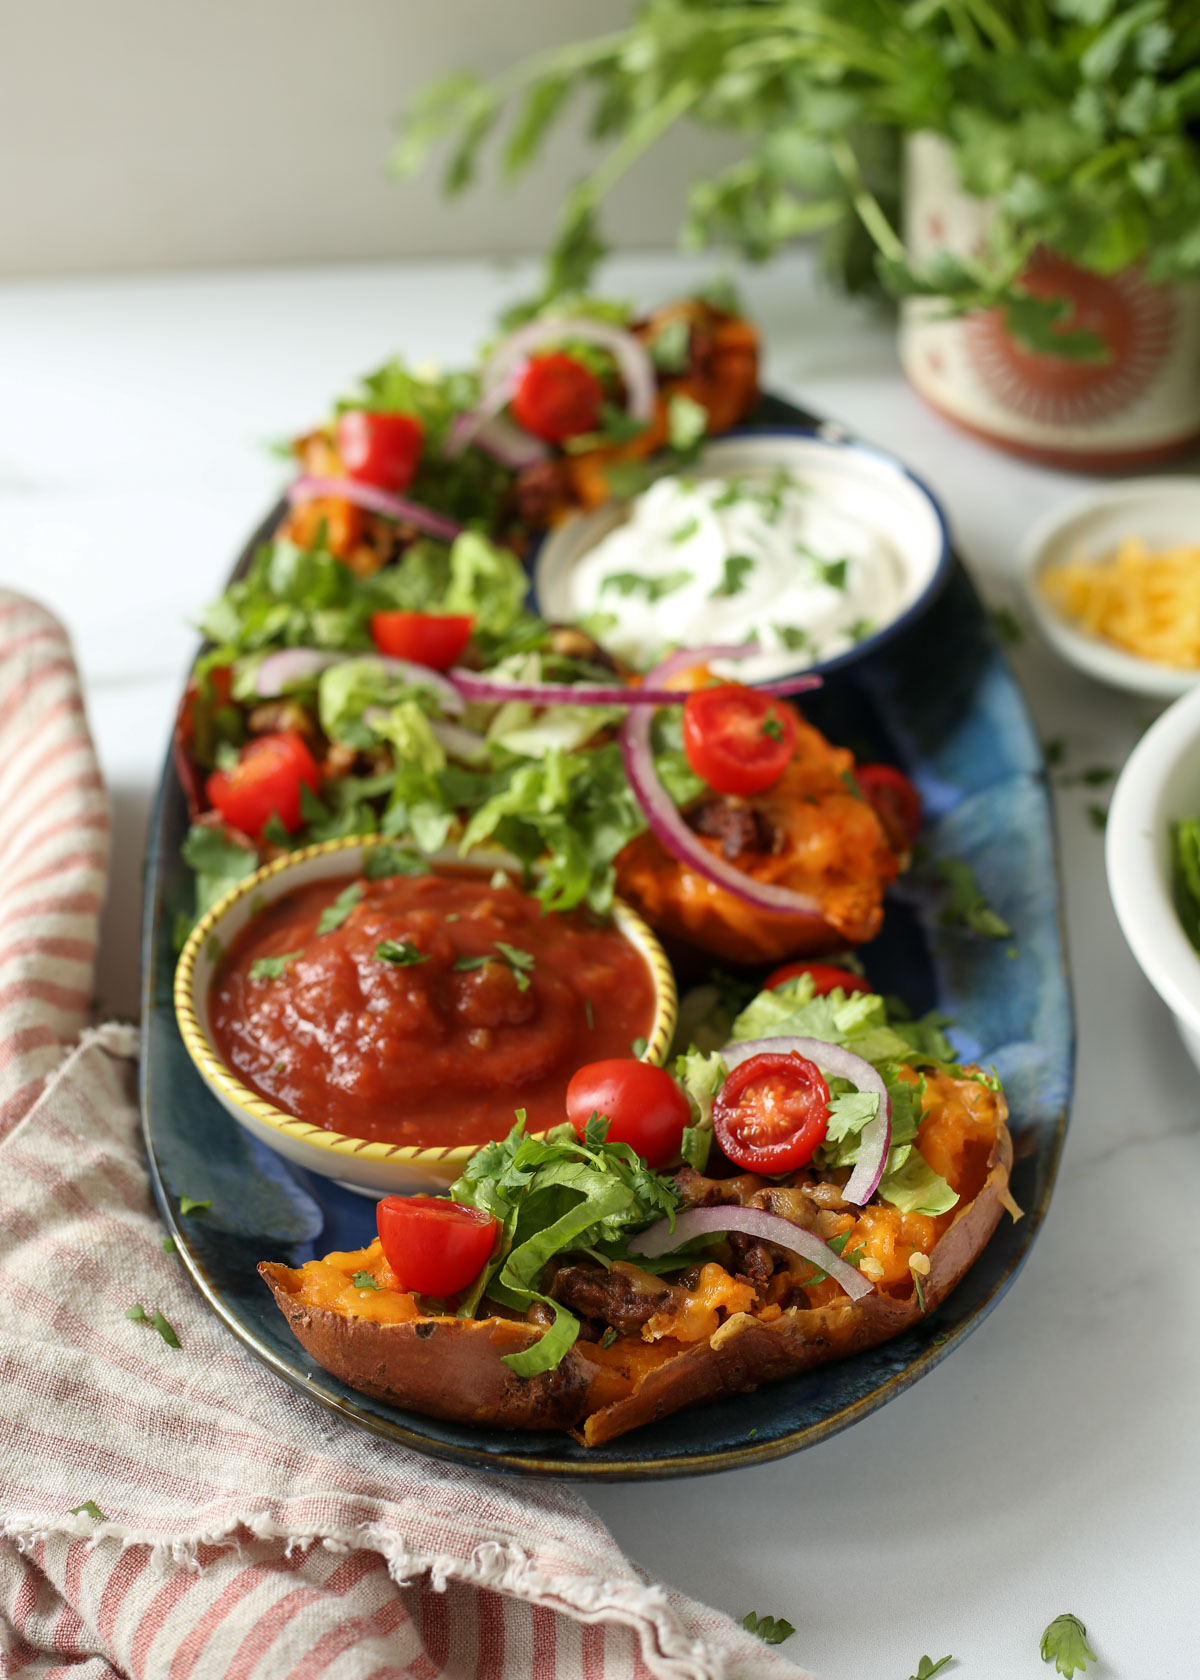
[138,393,1074,1481]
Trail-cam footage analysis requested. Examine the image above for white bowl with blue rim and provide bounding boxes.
[533,427,953,681]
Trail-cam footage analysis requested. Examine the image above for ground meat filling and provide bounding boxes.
[547,1259,675,1336]
[686,797,776,862]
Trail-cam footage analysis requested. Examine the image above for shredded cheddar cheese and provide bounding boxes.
[1040,535,1200,669]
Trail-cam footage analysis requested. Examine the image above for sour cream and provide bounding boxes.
[561,470,909,679]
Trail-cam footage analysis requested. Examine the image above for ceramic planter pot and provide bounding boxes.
[898,131,1200,471]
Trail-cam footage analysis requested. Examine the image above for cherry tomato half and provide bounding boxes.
[856,763,922,853]
[765,961,870,997]
[511,352,605,445]
[682,684,797,796]
[566,1058,691,1169]
[377,1195,498,1298]
[712,1051,831,1174]
[205,731,321,840]
[369,611,474,669]
[335,409,424,491]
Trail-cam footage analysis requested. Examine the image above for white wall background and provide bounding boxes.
[0,1,739,276]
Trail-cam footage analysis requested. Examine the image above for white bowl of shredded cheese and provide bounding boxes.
[534,429,952,682]
[1021,477,1200,699]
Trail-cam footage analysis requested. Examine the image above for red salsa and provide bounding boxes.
[209,868,657,1148]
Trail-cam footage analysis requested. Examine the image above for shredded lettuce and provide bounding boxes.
[449,1115,679,1374]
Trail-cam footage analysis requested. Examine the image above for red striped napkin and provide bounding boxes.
[0,589,818,1680]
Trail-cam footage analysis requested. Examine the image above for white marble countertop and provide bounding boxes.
[1,251,1192,1680]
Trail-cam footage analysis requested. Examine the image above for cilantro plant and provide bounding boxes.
[394,0,1200,350]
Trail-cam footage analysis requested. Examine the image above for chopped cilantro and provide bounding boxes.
[1086,803,1108,832]
[352,1271,382,1290]
[363,844,429,881]
[990,605,1024,646]
[162,1236,177,1255]
[840,768,863,798]
[909,1659,954,1680]
[261,812,292,849]
[248,952,302,982]
[375,938,428,966]
[599,1326,618,1349]
[848,618,875,643]
[820,557,849,590]
[1043,737,1067,768]
[937,859,1012,939]
[710,554,755,598]
[741,1612,795,1646]
[1040,1613,1096,1677]
[630,1035,648,1058]
[670,516,700,546]
[761,715,784,742]
[1079,765,1115,787]
[774,624,812,653]
[601,570,694,604]
[931,1330,950,1346]
[454,954,492,974]
[68,1501,108,1522]
[178,1196,210,1216]
[317,882,363,935]
[126,1304,181,1348]
[494,941,535,991]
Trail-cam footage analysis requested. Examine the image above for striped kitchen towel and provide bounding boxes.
[0,588,818,1680]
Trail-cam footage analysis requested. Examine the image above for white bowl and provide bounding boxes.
[1020,476,1200,699]
[175,836,677,1196]
[1106,682,1200,1072]
[534,426,953,680]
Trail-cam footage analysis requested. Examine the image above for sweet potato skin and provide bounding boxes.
[259,1264,600,1431]
[259,1124,1012,1446]
[580,1122,1013,1444]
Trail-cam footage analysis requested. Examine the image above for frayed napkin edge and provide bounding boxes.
[1,1515,740,1680]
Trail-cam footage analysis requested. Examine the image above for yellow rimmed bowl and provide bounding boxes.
[174,835,678,1196]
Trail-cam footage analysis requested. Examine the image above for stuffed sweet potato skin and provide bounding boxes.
[614,730,902,966]
[259,1122,1011,1447]
[579,1121,1013,1444]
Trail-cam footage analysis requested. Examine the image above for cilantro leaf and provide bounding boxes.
[351,1271,382,1289]
[162,1236,177,1255]
[670,516,700,545]
[938,859,1012,939]
[711,554,755,598]
[375,938,428,967]
[126,1304,181,1348]
[317,883,363,935]
[741,1612,795,1646]
[1040,1614,1096,1677]
[68,1501,108,1521]
[178,1196,210,1216]
[601,570,694,604]
[181,824,258,921]
[249,952,302,982]
[363,844,430,881]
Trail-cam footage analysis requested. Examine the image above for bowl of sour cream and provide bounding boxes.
[534,428,953,682]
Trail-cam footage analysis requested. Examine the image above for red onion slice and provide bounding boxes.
[447,664,823,710]
[628,1206,873,1302]
[619,646,824,920]
[720,1036,892,1205]
[460,412,549,469]
[288,475,463,544]
[255,648,343,697]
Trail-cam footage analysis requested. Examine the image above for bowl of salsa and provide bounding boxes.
[174,836,676,1194]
